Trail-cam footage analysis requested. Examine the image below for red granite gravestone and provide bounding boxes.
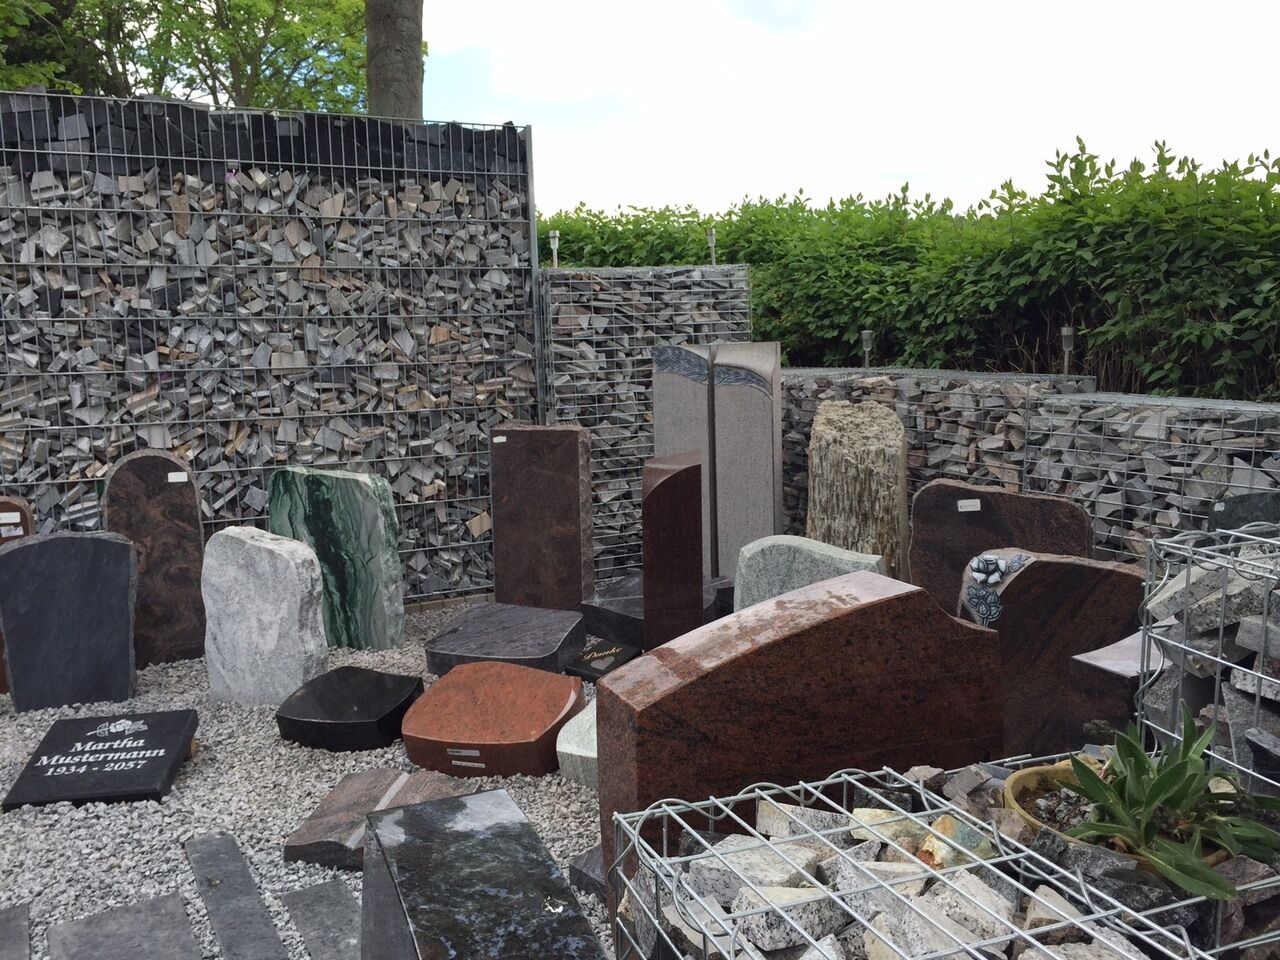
[642,452,703,649]
[908,479,1093,613]
[103,450,206,665]
[491,424,594,610]
[597,571,1002,870]
[0,494,33,695]
[958,549,1144,756]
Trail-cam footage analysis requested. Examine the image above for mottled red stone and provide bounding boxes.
[642,452,703,649]
[908,479,1092,613]
[597,571,1001,869]
[0,495,33,695]
[492,425,593,610]
[401,661,586,777]
[103,450,206,665]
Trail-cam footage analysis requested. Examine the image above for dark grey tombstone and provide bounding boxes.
[282,881,359,960]
[185,834,288,960]
[424,603,586,676]
[1212,492,1280,530]
[45,895,199,960]
[568,845,607,903]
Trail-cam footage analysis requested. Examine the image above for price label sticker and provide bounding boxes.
[166,471,188,483]
[957,499,982,513]
[1213,502,1225,512]
[492,436,507,443]
[0,512,20,524]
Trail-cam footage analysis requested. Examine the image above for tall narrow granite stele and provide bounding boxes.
[103,450,206,665]
[597,571,1001,869]
[0,532,136,711]
[907,478,1093,613]
[642,452,703,649]
[805,401,909,579]
[0,494,34,696]
[491,424,594,609]
[267,466,404,650]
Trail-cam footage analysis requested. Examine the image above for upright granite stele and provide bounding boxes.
[202,527,328,706]
[0,493,34,696]
[268,466,404,650]
[642,452,704,649]
[805,401,909,579]
[733,534,884,610]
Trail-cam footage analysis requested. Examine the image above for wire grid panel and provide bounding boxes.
[0,91,536,600]
[781,369,1098,535]
[542,266,750,579]
[611,766,1244,960]
[1026,393,1280,563]
[1138,523,1280,796]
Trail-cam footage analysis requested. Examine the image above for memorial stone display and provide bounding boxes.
[0,494,33,697]
[642,452,704,648]
[1068,628,1167,737]
[361,790,605,959]
[734,534,885,610]
[580,571,730,648]
[2,710,198,810]
[275,666,423,751]
[491,424,594,609]
[267,465,405,650]
[423,602,586,676]
[0,532,136,711]
[565,639,641,682]
[102,449,206,665]
[555,699,598,789]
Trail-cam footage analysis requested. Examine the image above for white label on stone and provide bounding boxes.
[447,748,481,757]
[957,499,982,513]
[167,471,188,482]
[1214,502,1225,512]
[0,512,20,523]
[451,760,486,769]
[492,436,507,443]
[1,526,22,538]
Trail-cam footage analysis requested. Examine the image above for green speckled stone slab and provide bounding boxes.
[267,467,405,650]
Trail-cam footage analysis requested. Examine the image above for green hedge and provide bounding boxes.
[540,142,1280,400]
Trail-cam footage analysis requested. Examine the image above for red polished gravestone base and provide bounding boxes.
[597,571,1002,870]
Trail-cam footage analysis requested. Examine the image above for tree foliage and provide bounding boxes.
[541,142,1280,401]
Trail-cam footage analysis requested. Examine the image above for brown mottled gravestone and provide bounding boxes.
[491,424,593,610]
[597,571,1001,870]
[959,549,1144,756]
[806,401,909,579]
[0,495,34,695]
[103,450,206,665]
[1068,628,1167,738]
[642,452,703,649]
[908,479,1093,612]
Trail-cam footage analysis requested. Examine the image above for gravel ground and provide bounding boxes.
[0,600,612,958]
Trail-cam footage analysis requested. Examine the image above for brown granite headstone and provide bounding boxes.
[401,660,586,777]
[642,452,703,649]
[908,479,1092,613]
[1068,628,1168,739]
[0,495,33,695]
[491,424,593,610]
[958,548,1144,756]
[103,450,206,665]
[597,571,1002,869]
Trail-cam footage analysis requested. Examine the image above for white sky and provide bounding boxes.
[424,0,1279,215]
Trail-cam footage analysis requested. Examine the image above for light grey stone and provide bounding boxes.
[820,858,927,919]
[757,800,858,849]
[687,835,825,907]
[799,934,847,960]
[1236,614,1280,655]
[556,698,597,789]
[734,536,885,611]
[202,526,328,706]
[1145,564,1227,620]
[863,899,985,960]
[920,871,1015,941]
[732,886,847,951]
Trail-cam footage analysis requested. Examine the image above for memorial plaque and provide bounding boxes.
[275,666,423,751]
[569,845,608,903]
[642,452,703,649]
[491,424,593,609]
[580,572,728,648]
[2,710,198,810]
[0,494,33,697]
[555,699,598,789]
[102,450,206,666]
[565,640,641,682]
[424,602,586,676]
[654,345,715,572]
[1068,628,1167,737]
[45,895,200,960]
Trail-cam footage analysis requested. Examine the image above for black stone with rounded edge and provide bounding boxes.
[424,602,586,677]
[564,641,641,683]
[275,666,423,751]
[578,573,733,647]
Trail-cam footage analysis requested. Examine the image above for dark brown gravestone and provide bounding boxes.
[103,450,206,665]
[0,495,34,695]
[1068,627,1168,740]
[958,548,1144,757]
[597,571,1001,870]
[491,424,593,610]
[642,452,703,649]
[908,479,1092,613]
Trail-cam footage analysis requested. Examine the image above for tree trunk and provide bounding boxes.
[365,0,424,119]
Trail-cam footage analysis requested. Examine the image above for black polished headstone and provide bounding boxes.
[0,532,136,711]
[424,602,586,676]
[2,710,197,811]
[281,880,360,960]
[362,789,605,959]
[564,641,641,683]
[0,903,29,960]
[185,833,288,960]
[275,666,423,751]
[1213,492,1280,530]
[579,573,732,647]
[45,895,200,960]
[568,845,607,903]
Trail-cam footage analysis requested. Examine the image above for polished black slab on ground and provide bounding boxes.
[424,602,587,676]
[361,789,605,959]
[1213,491,1280,530]
[185,833,288,960]
[282,880,360,960]
[2,710,197,811]
[45,895,199,960]
[275,666,423,751]
[579,573,732,646]
[568,845,607,903]
[564,641,641,683]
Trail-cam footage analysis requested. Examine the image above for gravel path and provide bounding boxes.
[0,601,612,958]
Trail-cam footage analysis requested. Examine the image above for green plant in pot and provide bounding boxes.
[1063,710,1280,900]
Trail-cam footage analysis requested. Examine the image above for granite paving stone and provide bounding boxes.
[0,903,29,960]
[45,895,200,960]
[734,534,884,611]
[185,832,288,960]
[423,602,586,676]
[275,666,422,751]
[281,880,360,960]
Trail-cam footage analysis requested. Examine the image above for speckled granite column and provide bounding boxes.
[267,466,405,650]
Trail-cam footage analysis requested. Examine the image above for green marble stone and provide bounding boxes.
[267,467,405,650]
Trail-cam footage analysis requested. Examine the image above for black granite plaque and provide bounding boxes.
[275,666,423,751]
[565,641,641,683]
[579,573,733,647]
[568,845,607,903]
[424,603,586,676]
[361,789,605,959]
[2,710,197,811]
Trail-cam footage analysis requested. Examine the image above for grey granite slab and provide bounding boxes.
[0,903,29,960]
[0,532,136,711]
[185,833,288,960]
[424,602,586,676]
[281,880,359,960]
[734,535,884,610]
[46,895,199,960]
[555,698,597,788]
